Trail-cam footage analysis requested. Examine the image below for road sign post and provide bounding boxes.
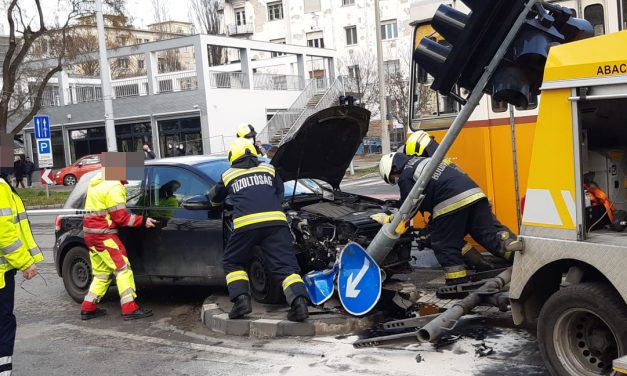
[34,115,53,198]
[337,242,382,316]
[40,169,53,199]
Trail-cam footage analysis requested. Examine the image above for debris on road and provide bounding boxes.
[474,342,494,357]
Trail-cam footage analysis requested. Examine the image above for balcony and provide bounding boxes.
[226,23,254,36]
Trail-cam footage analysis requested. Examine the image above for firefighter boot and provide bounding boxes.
[81,308,107,321]
[462,245,497,272]
[444,266,469,286]
[229,294,252,319]
[287,297,309,322]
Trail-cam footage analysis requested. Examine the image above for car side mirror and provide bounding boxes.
[182,194,211,210]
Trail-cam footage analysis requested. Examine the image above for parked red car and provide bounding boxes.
[54,154,102,186]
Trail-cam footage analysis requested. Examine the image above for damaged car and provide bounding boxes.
[53,105,413,304]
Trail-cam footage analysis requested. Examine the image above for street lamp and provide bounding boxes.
[95,0,117,152]
[374,0,390,155]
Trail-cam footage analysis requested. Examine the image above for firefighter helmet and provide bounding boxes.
[228,138,258,164]
[405,130,433,157]
[379,153,397,185]
[236,123,257,139]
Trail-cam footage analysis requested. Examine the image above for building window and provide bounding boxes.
[307,31,324,48]
[159,117,203,157]
[348,65,360,80]
[342,0,355,5]
[384,59,400,79]
[116,122,152,153]
[68,127,107,162]
[117,58,129,69]
[621,0,627,30]
[345,26,358,45]
[584,4,605,35]
[268,2,284,21]
[270,38,286,57]
[235,8,246,25]
[381,20,398,40]
[138,59,145,69]
[144,38,150,43]
[304,0,321,13]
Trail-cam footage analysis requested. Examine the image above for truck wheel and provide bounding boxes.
[538,282,627,376]
[62,246,92,303]
[249,247,284,304]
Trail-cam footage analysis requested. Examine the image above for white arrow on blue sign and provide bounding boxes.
[337,242,382,316]
[34,115,50,139]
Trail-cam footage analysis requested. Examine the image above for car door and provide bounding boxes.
[141,165,224,281]
[117,176,149,275]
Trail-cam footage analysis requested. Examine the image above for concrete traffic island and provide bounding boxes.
[201,294,384,338]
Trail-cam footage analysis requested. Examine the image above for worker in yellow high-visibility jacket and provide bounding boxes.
[0,167,43,375]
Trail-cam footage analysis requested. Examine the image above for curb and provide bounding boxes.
[201,297,383,338]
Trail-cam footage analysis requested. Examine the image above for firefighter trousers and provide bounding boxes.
[82,234,139,314]
[223,225,308,305]
[431,198,509,270]
[0,270,15,375]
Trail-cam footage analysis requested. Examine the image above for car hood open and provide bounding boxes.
[271,106,371,189]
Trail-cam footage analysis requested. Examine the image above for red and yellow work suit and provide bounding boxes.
[80,172,144,315]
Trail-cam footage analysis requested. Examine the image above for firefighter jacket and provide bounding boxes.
[83,172,144,234]
[0,177,44,289]
[209,157,287,233]
[398,156,486,220]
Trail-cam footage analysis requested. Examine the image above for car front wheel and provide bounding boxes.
[63,174,77,186]
[61,246,92,303]
[538,282,627,376]
[249,247,284,304]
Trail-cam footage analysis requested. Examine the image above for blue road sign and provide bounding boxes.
[304,268,336,306]
[34,115,50,139]
[337,242,382,316]
[37,139,51,154]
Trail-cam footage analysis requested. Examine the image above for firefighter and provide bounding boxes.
[209,138,309,321]
[80,169,157,321]
[1,168,43,375]
[236,123,264,155]
[378,153,521,285]
[402,130,522,269]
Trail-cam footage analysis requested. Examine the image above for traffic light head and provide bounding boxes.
[413,0,593,109]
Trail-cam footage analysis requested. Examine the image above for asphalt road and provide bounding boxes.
[15,184,550,376]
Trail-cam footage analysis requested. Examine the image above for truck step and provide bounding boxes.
[614,355,627,375]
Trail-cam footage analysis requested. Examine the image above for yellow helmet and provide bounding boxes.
[405,130,433,157]
[236,123,257,139]
[228,138,258,164]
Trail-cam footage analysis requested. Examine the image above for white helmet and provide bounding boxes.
[379,153,396,185]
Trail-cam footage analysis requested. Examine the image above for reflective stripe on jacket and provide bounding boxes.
[0,178,44,289]
[83,171,144,234]
[209,161,287,232]
[398,157,486,219]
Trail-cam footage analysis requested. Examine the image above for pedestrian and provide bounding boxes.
[209,138,309,321]
[12,158,24,189]
[177,143,186,156]
[401,130,522,269]
[377,152,522,286]
[23,158,35,188]
[142,144,156,160]
[80,168,157,321]
[1,167,44,376]
[166,143,176,158]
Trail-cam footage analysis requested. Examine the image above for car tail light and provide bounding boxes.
[55,215,62,231]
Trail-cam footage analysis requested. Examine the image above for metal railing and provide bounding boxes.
[208,71,248,89]
[253,73,303,91]
[226,23,254,36]
[155,70,198,93]
[65,84,103,104]
[280,76,345,144]
[256,78,323,144]
[111,76,149,98]
[41,86,61,107]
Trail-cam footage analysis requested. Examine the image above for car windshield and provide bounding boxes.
[196,160,323,197]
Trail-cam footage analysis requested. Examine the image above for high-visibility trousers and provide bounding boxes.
[82,234,137,312]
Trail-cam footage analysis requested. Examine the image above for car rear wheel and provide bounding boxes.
[249,247,284,304]
[538,282,627,376]
[63,174,77,186]
[62,246,92,303]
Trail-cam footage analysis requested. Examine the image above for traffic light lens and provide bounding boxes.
[413,38,451,78]
[432,5,469,45]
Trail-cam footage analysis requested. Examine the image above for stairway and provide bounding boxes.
[267,91,326,146]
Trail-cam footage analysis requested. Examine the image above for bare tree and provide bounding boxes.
[189,0,225,66]
[338,49,379,115]
[0,0,127,136]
